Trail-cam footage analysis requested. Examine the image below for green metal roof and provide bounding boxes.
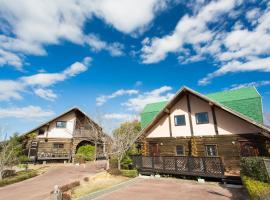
[140,87,263,129]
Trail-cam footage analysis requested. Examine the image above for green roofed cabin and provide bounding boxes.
[136,86,270,177]
[141,87,264,129]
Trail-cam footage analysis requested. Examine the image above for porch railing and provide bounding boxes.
[131,155,224,178]
[37,152,71,160]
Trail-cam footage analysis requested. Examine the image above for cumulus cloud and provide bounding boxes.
[103,113,138,121]
[96,89,139,106]
[85,34,124,56]
[228,80,270,90]
[122,86,173,112]
[34,88,58,101]
[0,106,55,120]
[140,0,270,85]
[0,80,24,101]
[0,57,91,101]
[141,0,237,64]
[0,0,171,68]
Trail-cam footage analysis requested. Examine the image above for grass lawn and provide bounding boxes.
[71,172,130,200]
[0,170,38,187]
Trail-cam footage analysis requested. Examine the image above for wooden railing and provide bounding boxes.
[131,155,225,178]
[37,151,71,160]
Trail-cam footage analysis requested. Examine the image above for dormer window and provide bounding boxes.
[56,121,67,128]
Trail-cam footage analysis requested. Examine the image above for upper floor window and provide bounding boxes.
[56,121,67,128]
[195,112,209,124]
[205,145,218,156]
[38,129,45,135]
[53,143,64,149]
[174,115,186,126]
[176,145,184,156]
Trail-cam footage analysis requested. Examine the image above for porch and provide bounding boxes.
[131,155,225,178]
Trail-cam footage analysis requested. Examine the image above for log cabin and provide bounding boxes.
[24,107,109,163]
[134,86,270,177]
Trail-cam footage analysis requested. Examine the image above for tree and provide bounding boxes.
[0,130,21,180]
[112,121,141,170]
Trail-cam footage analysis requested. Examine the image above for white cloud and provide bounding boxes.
[84,34,124,56]
[96,89,139,106]
[0,49,23,69]
[122,86,173,112]
[0,57,91,101]
[21,57,91,87]
[200,57,270,85]
[34,88,58,101]
[141,0,237,64]
[0,80,24,101]
[0,106,55,120]
[229,80,270,90]
[103,113,138,120]
[0,0,171,68]
[86,0,168,34]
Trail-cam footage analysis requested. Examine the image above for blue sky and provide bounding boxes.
[0,0,270,135]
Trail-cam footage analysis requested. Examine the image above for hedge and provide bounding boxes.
[240,157,269,183]
[0,170,38,187]
[242,175,270,200]
[120,169,138,178]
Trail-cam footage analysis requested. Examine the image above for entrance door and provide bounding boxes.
[149,143,159,156]
[239,141,259,157]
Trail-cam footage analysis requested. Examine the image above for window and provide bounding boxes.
[174,115,186,126]
[56,121,67,128]
[53,143,64,149]
[176,145,184,156]
[195,112,209,124]
[205,145,218,156]
[38,129,45,135]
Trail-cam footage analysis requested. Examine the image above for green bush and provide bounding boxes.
[241,157,269,183]
[242,175,270,200]
[76,145,95,161]
[121,154,133,169]
[121,169,138,178]
[0,170,38,187]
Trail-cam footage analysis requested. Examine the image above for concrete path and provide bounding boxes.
[89,177,249,200]
[0,161,105,200]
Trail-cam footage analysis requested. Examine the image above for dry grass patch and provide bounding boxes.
[71,172,130,199]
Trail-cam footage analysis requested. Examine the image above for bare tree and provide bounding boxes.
[0,128,20,180]
[112,121,140,170]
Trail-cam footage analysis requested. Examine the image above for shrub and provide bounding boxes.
[242,175,270,200]
[121,154,133,169]
[76,145,95,161]
[0,170,38,187]
[241,157,269,183]
[107,168,122,176]
[74,154,85,164]
[121,169,138,178]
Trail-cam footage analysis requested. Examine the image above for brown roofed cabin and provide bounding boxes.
[134,86,270,178]
[24,107,110,163]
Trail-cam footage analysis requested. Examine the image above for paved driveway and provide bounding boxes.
[0,161,105,200]
[93,178,249,200]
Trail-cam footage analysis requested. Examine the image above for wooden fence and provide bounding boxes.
[131,155,225,178]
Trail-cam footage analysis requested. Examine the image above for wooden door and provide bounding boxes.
[239,141,259,157]
[149,143,159,156]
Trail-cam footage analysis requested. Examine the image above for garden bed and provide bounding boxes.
[71,172,130,199]
[0,170,38,187]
